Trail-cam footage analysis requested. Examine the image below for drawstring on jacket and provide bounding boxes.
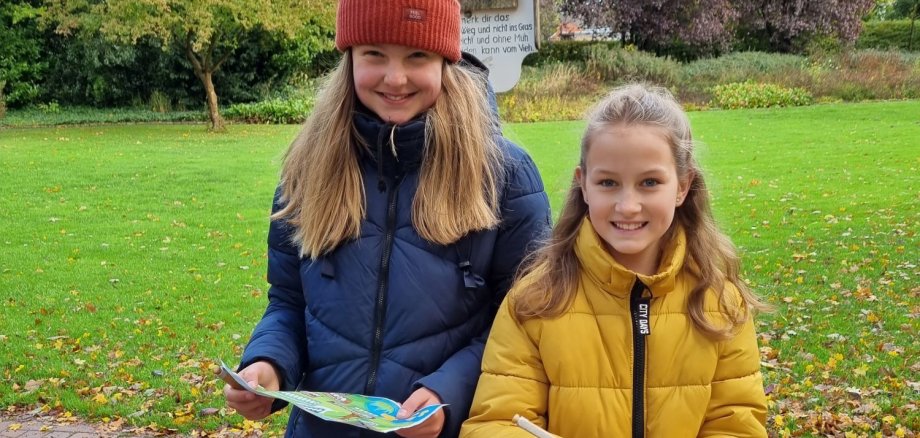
[376,124,400,192]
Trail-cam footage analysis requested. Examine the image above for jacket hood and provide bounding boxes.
[461,51,501,133]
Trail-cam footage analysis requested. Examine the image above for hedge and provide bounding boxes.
[858,20,920,51]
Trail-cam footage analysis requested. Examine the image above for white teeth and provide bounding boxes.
[615,222,645,231]
[383,94,408,101]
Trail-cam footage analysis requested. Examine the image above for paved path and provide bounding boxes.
[0,412,149,437]
[1,411,271,437]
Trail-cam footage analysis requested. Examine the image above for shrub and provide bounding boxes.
[858,20,920,51]
[0,106,206,127]
[683,52,808,86]
[498,93,595,123]
[498,63,600,122]
[224,97,314,124]
[149,90,171,113]
[513,63,596,97]
[523,40,621,66]
[710,81,813,109]
[809,50,920,100]
[0,81,6,119]
[37,101,61,114]
[585,46,681,87]
[679,51,811,105]
[524,41,620,67]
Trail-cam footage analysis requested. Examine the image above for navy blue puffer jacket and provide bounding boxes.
[239,108,551,436]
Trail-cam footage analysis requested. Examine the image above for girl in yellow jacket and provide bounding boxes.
[461,84,769,438]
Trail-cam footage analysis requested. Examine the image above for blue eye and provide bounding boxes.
[641,179,660,187]
[599,179,616,187]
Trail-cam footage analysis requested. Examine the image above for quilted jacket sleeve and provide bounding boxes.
[460,297,552,438]
[415,142,551,437]
[699,315,768,437]
[238,191,309,412]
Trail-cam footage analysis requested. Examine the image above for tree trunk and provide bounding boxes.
[184,34,227,132]
[909,17,915,52]
[201,70,225,132]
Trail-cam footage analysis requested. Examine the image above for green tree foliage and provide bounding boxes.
[37,28,333,110]
[892,0,920,49]
[41,0,335,131]
[884,0,920,20]
[40,34,199,108]
[866,0,896,21]
[0,1,45,108]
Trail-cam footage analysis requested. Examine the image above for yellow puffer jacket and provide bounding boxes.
[461,221,767,437]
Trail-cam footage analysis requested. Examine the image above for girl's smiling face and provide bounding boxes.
[576,124,691,275]
[352,44,444,124]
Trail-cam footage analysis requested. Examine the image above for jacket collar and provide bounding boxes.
[353,107,427,175]
[574,217,686,299]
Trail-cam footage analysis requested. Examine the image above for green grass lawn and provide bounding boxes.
[1,100,918,436]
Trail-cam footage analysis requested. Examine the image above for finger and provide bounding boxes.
[395,414,441,438]
[237,367,264,387]
[397,391,430,419]
[228,397,273,420]
[226,389,255,403]
[235,406,270,421]
[224,385,256,403]
[228,399,263,415]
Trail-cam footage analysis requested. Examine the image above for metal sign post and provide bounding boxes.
[460,0,539,93]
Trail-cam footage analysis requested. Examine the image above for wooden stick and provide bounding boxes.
[513,414,554,438]
[215,364,245,390]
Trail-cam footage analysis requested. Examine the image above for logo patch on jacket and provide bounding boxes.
[404,7,426,22]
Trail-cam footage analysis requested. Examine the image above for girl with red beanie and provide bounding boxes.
[224,1,551,437]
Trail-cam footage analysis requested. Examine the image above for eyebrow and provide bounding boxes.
[590,167,670,176]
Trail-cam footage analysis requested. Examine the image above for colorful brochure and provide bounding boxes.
[218,360,446,433]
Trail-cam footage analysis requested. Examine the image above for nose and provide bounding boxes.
[383,62,408,88]
[615,190,641,215]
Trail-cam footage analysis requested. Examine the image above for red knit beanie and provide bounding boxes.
[335,0,462,63]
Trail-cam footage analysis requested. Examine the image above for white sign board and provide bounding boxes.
[460,0,537,93]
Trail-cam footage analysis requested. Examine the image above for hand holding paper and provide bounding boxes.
[217,360,446,433]
[221,361,279,420]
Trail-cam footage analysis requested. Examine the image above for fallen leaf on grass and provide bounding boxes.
[24,379,43,393]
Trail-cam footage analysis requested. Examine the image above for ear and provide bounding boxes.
[676,171,694,207]
[574,166,587,202]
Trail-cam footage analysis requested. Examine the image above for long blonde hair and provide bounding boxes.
[513,84,766,339]
[273,51,504,259]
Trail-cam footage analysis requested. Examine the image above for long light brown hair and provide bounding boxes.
[273,51,504,259]
[513,84,766,339]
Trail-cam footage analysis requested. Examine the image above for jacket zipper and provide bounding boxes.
[365,175,400,395]
[629,279,650,438]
